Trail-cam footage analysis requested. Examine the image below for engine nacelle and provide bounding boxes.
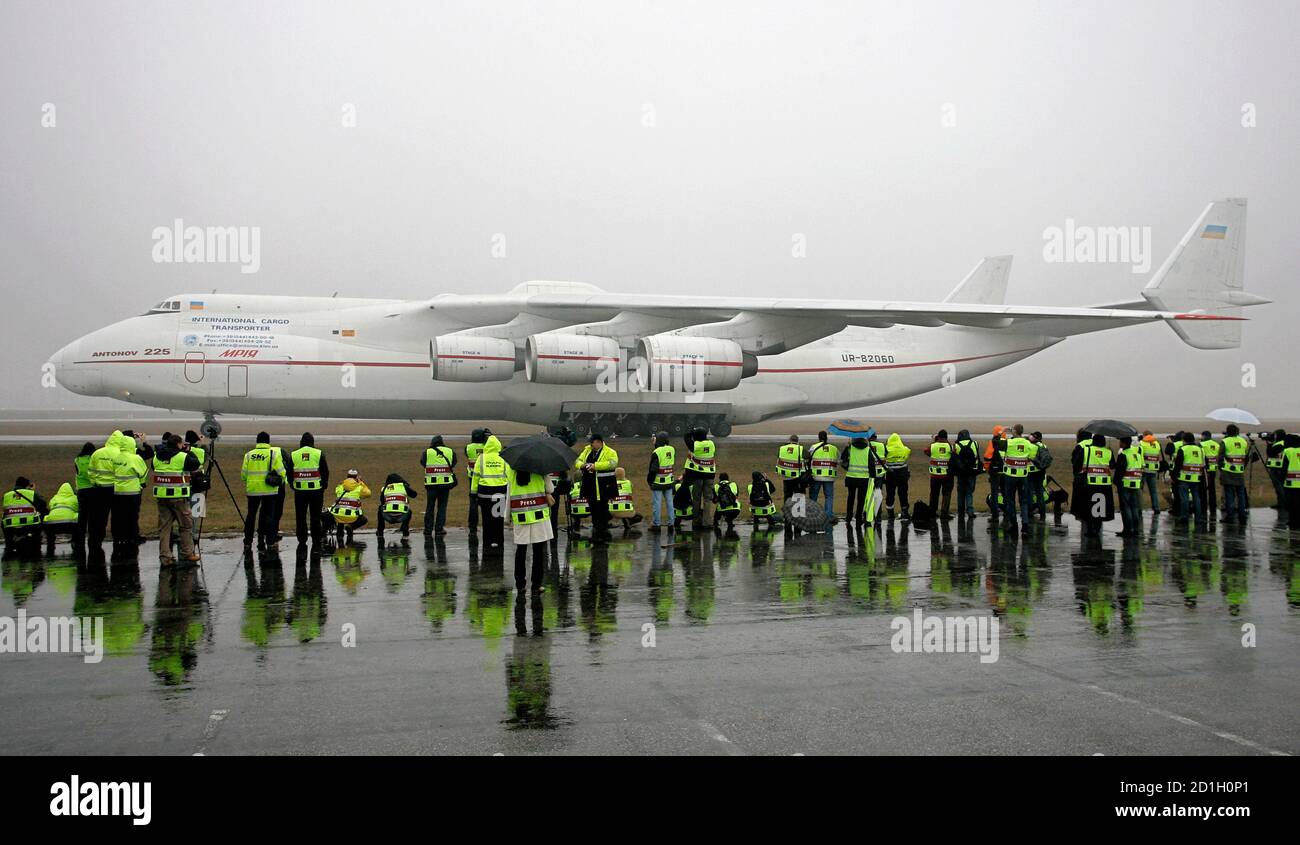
[430,335,517,382]
[634,335,755,393]
[526,334,622,385]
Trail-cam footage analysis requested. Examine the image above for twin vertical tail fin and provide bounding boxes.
[1143,198,1268,350]
[944,255,1012,305]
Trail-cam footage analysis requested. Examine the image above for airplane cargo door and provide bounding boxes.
[227,365,248,397]
[184,352,205,383]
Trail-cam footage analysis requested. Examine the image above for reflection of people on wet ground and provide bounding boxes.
[288,546,327,642]
[150,563,209,686]
[504,594,557,729]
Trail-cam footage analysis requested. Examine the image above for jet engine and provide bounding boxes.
[429,335,517,382]
[634,335,756,393]
[525,334,622,385]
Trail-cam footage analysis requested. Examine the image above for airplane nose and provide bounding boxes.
[47,338,99,396]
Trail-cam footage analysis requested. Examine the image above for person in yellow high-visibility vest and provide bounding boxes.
[241,431,287,549]
[924,429,954,519]
[1199,431,1220,521]
[1282,433,1300,530]
[2,477,47,552]
[1114,436,1145,538]
[573,433,618,542]
[289,432,330,545]
[1171,431,1206,526]
[806,431,838,523]
[776,434,806,502]
[420,434,456,536]
[1219,424,1251,524]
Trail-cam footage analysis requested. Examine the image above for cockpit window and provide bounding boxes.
[145,299,182,315]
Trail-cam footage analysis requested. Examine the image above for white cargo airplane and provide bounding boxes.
[50,199,1265,438]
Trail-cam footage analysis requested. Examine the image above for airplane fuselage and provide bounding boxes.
[50,293,1054,431]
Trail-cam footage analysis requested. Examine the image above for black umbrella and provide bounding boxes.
[1082,419,1138,439]
[499,434,578,475]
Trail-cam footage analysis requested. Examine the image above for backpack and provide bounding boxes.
[1033,445,1053,471]
[716,483,738,511]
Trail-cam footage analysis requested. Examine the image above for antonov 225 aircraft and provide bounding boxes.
[50,199,1266,438]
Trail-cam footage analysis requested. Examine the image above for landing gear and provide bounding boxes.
[200,413,222,441]
[560,413,731,439]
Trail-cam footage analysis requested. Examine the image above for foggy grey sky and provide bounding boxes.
[2,0,1297,420]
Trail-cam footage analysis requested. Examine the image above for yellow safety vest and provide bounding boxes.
[1119,446,1144,489]
[684,439,716,474]
[1003,437,1033,478]
[1221,435,1248,474]
[1083,445,1113,486]
[808,442,839,478]
[1284,447,1300,489]
[1201,439,1221,473]
[1,490,41,529]
[382,482,411,515]
[871,441,887,478]
[748,482,776,516]
[845,444,873,479]
[473,452,508,494]
[713,480,740,512]
[1140,439,1162,472]
[290,446,323,491]
[242,444,285,496]
[423,446,455,486]
[776,443,805,478]
[509,470,550,524]
[651,445,676,488]
[928,441,951,476]
[610,479,636,513]
[1178,444,1204,484]
[151,451,191,499]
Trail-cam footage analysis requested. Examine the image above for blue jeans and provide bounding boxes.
[650,487,673,526]
[1222,483,1248,522]
[1118,486,1141,534]
[956,475,976,515]
[1003,475,1030,526]
[808,479,835,518]
[1178,482,1203,522]
[1142,473,1160,510]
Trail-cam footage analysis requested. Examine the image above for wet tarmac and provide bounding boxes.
[1,510,1296,756]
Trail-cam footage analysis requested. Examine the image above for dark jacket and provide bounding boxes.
[384,473,418,499]
[154,442,202,474]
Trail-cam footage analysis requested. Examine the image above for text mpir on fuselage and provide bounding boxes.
[49,199,1265,436]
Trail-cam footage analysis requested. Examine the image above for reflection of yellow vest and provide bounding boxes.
[928,441,951,476]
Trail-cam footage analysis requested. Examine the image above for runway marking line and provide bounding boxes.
[1081,684,1289,756]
